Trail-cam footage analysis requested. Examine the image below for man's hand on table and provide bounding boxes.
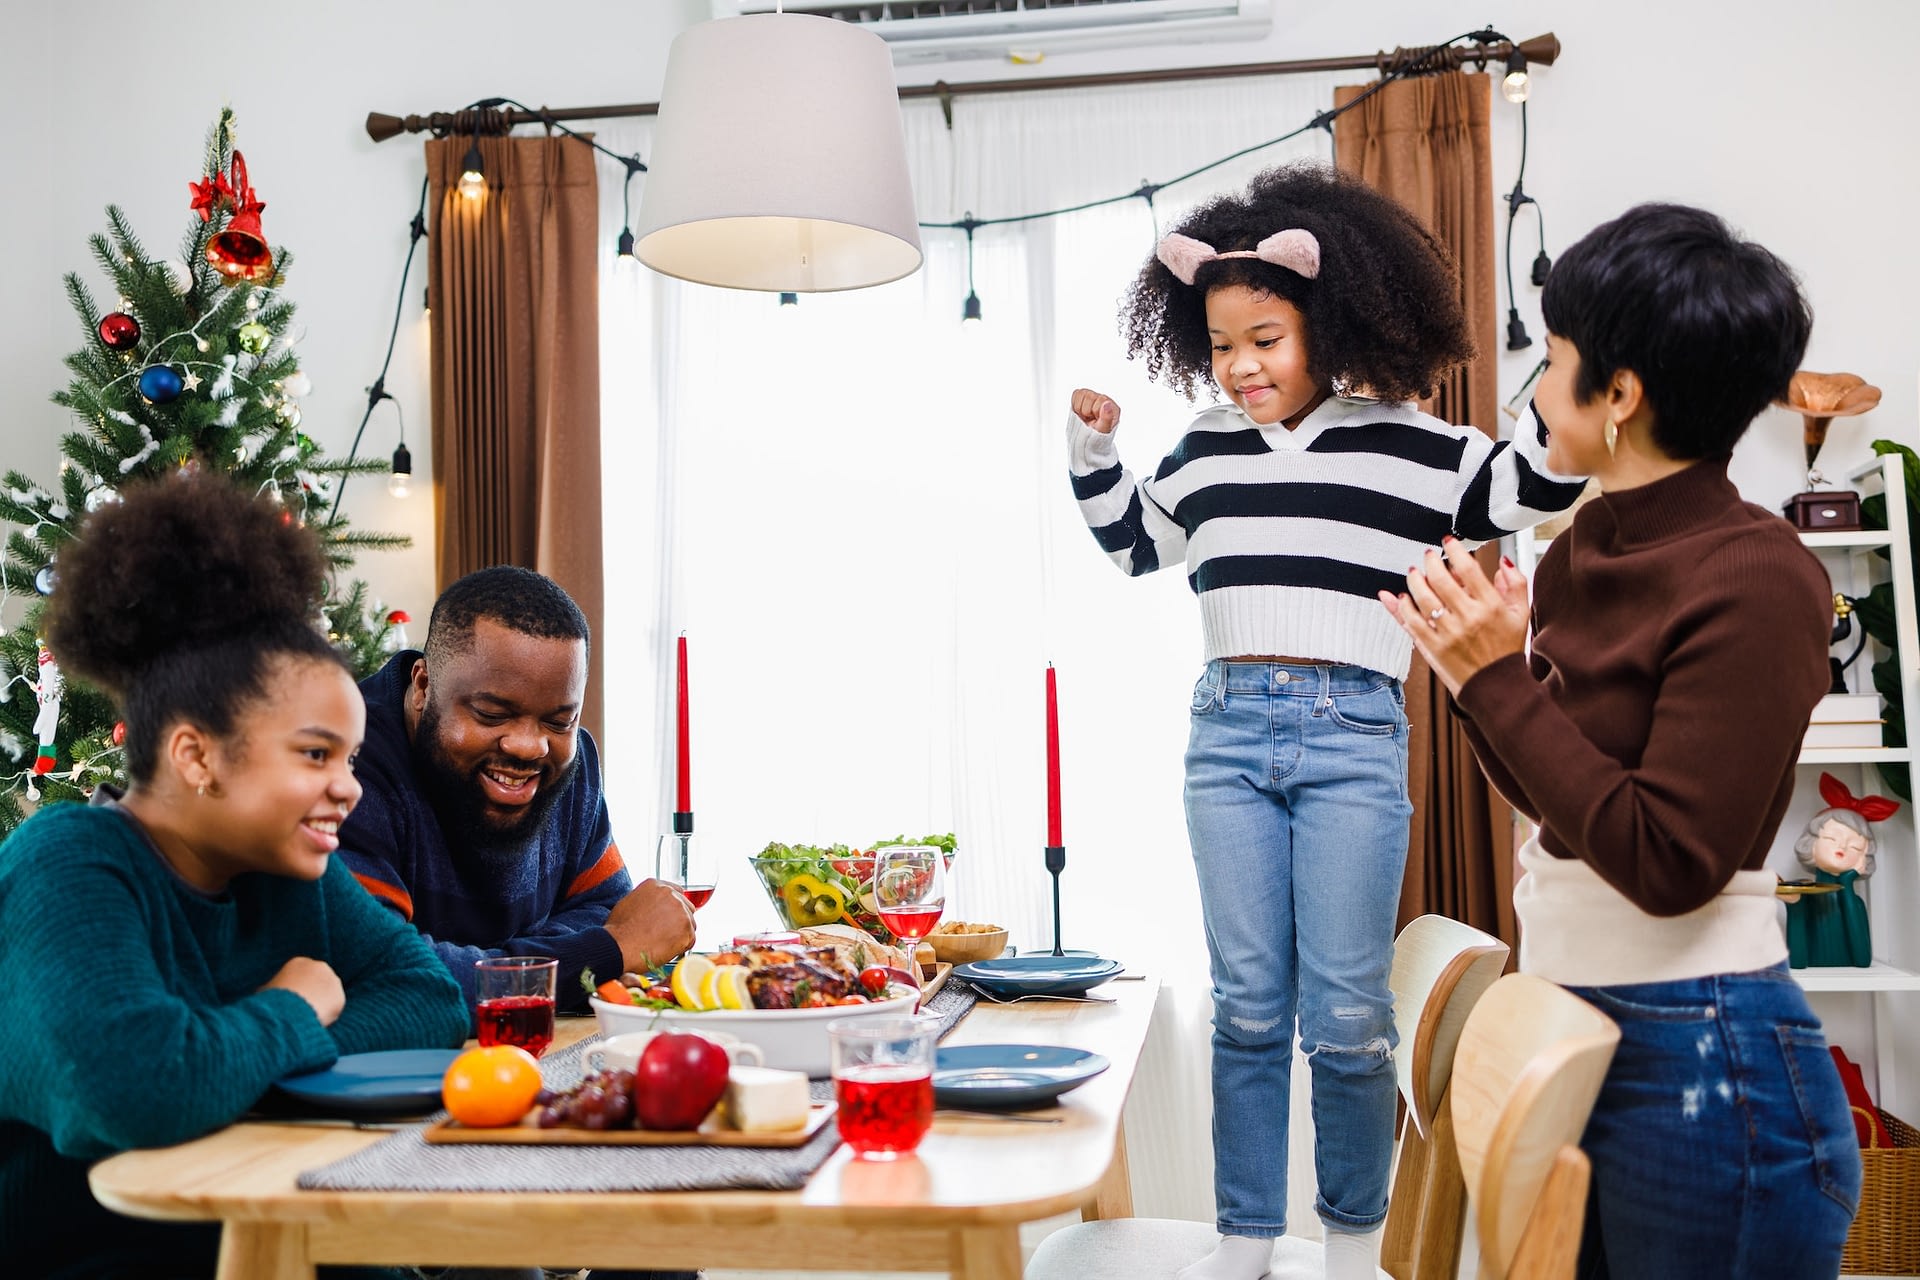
[606,877,697,971]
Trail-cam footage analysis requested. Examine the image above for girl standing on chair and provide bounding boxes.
[1385,203,1861,1278]
[1067,162,1585,1280]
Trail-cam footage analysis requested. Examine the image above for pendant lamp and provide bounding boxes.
[635,12,923,293]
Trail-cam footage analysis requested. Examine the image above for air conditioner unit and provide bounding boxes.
[707,0,1275,66]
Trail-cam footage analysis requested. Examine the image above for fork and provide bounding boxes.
[971,988,1116,1005]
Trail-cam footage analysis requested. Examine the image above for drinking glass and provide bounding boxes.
[474,956,558,1058]
[829,1015,940,1159]
[873,844,945,944]
[655,831,715,909]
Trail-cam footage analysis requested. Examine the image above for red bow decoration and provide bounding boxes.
[189,171,234,222]
[188,153,266,223]
[1818,772,1901,822]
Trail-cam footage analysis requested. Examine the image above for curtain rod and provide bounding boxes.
[365,32,1558,142]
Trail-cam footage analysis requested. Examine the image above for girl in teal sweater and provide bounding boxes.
[0,473,470,1278]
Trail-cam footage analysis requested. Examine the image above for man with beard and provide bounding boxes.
[339,566,696,1014]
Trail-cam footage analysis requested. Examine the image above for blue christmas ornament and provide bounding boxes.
[138,364,184,404]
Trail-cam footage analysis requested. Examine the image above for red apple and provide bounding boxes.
[631,1032,731,1130]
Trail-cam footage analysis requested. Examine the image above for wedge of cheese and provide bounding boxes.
[724,1065,812,1133]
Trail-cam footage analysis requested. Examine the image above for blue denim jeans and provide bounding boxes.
[1183,659,1411,1237]
[1565,964,1861,1279]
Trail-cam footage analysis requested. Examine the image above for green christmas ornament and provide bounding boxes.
[236,322,271,354]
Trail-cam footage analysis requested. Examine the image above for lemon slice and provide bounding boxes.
[714,965,752,1011]
[670,954,715,1010]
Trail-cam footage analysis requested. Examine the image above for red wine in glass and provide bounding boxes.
[680,884,715,910]
[834,1064,934,1157]
[878,903,943,941]
[476,995,556,1059]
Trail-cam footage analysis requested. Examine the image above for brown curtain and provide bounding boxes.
[426,134,606,743]
[1332,72,1517,948]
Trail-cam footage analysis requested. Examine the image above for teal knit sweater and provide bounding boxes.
[0,800,469,1278]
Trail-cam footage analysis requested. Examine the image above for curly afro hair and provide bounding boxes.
[1120,161,1475,403]
[43,470,344,784]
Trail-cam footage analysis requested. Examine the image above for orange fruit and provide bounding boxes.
[441,1045,543,1128]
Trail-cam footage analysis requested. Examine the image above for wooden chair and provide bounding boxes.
[1449,973,1620,1280]
[1024,914,1509,1280]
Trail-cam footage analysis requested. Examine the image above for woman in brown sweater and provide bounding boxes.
[1380,203,1859,1278]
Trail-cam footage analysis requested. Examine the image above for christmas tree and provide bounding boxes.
[0,109,409,833]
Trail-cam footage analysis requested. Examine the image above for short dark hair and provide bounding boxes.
[1120,161,1476,403]
[43,472,344,784]
[1541,203,1811,459]
[424,565,589,664]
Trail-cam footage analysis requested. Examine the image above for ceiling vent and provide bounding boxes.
[708,0,1275,65]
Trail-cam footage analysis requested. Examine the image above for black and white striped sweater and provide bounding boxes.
[1067,395,1586,679]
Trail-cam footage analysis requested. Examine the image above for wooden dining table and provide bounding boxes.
[89,975,1160,1280]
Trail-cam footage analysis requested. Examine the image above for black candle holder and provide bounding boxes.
[1045,844,1066,957]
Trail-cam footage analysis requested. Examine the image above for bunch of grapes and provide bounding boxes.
[534,1069,637,1130]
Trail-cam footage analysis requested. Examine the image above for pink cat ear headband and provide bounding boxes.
[1155,229,1321,285]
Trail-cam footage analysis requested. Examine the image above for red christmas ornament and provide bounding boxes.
[111,722,126,746]
[98,312,141,350]
[386,610,411,625]
[204,152,274,283]
[189,171,234,222]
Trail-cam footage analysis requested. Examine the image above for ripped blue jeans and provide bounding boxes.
[1565,965,1861,1279]
[1184,659,1411,1237]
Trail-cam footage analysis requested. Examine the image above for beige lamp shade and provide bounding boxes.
[636,13,923,293]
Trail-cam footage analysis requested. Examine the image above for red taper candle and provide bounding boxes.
[1046,664,1062,847]
[675,634,691,814]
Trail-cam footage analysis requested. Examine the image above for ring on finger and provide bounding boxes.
[1429,606,1447,621]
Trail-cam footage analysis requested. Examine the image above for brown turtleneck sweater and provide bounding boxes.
[1455,457,1830,923]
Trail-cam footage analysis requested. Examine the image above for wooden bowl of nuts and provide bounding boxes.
[924,921,1010,965]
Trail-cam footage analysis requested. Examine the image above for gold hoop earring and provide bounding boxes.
[1604,418,1618,458]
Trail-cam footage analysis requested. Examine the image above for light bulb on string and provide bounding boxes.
[616,227,638,272]
[1502,50,1530,103]
[457,140,486,201]
[960,216,984,327]
[615,156,644,272]
[777,292,799,308]
[388,442,413,499]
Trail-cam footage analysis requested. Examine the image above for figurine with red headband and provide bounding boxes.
[1781,771,1899,967]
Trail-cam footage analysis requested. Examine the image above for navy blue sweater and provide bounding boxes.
[338,653,631,1011]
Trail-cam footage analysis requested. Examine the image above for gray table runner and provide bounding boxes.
[297,981,978,1193]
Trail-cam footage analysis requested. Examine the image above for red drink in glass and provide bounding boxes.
[681,884,715,910]
[834,1064,935,1157]
[877,904,943,941]
[476,994,556,1058]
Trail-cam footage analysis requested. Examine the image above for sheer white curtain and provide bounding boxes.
[598,72,1338,1226]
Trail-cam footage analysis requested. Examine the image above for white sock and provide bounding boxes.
[1321,1225,1380,1280]
[1176,1234,1273,1280]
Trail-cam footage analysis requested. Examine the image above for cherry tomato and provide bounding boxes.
[645,985,676,1003]
[858,966,891,997]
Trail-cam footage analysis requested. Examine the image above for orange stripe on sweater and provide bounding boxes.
[353,873,415,920]
[566,843,625,900]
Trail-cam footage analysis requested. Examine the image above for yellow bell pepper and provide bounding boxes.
[781,873,847,927]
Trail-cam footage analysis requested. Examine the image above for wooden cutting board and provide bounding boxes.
[424,1101,836,1147]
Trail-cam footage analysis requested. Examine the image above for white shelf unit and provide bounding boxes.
[1794,454,1920,1120]
[1510,454,1920,1116]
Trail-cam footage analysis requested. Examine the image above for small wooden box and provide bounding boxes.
[1784,490,1862,531]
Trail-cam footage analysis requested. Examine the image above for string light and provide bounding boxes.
[1502,49,1531,103]
[778,292,799,307]
[1503,99,1546,350]
[615,155,645,271]
[389,441,413,499]
[960,216,983,326]
[457,139,486,201]
[918,29,1540,321]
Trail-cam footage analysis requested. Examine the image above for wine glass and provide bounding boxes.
[873,844,946,945]
[655,831,715,910]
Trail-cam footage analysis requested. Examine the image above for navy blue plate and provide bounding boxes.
[933,1043,1110,1109]
[954,954,1124,998]
[273,1049,462,1116]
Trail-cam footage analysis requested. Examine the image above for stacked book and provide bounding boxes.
[1805,693,1884,749]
